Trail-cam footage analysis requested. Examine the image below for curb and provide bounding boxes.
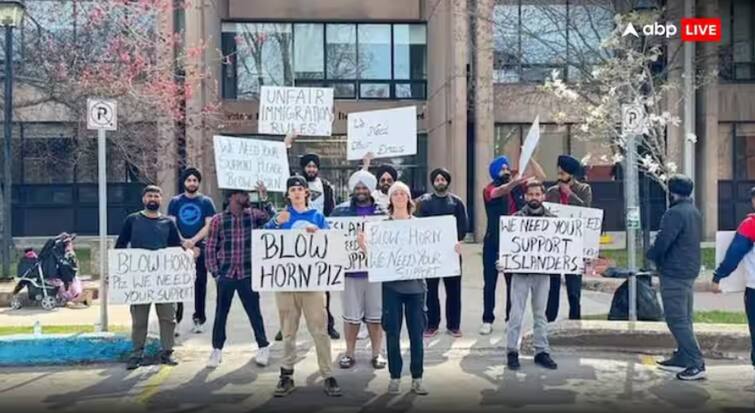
[0,333,160,366]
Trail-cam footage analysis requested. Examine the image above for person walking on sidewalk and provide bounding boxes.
[646,174,705,381]
[265,175,341,397]
[712,186,755,387]
[416,168,468,338]
[545,155,592,321]
[115,185,182,370]
[168,167,216,334]
[204,187,272,370]
[331,170,387,370]
[504,180,558,371]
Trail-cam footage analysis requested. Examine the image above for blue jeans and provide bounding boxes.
[745,288,755,366]
[212,277,269,350]
[660,276,704,368]
[382,286,426,379]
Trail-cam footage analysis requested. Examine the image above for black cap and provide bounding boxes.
[668,174,694,197]
[224,189,247,199]
[287,175,308,190]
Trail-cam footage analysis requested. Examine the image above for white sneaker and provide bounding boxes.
[191,320,203,334]
[357,324,369,340]
[387,378,401,394]
[256,345,270,367]
[411,379,429,395]
[207,349,222,368]
[479,323,493,335]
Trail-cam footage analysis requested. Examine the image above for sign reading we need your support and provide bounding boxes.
[252,230,348,292]
[347,106,417,160]
[365,216,460,282]
[543,202,603,259]
[259,86,334,137]
[213,135,290,192]
[108,248,195,305]
[498,216,585,274]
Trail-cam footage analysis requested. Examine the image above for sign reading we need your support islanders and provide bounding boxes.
[108,247,196,305]
[251,230,348,292]
[365,216,460,282]
[327,216,386,273]
[498,216,585,274]
[213,135,290,192]
[259,86,334,137]
[347,106,417,160]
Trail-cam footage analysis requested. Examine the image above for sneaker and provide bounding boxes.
[274,374,295,397]
[448,329,463,338]
[371,354,387,369]
[411,379,429,395]
[207,349,222,368]
[387,378,401,394]
[677,365,707,381]
[328,327,341,340]
[423,328,439,338]
[275,331,283,342]
[324,377,342,397]
[256,345,270,367]
[191,320,204,334]
[160,351,179,366]
[357,324,369,340]
[339,355,356,369]
[507,352,520,370]
[479,323,493,335]
[534,352,558,370]
[126,355,142,370]
[656,357,687,373]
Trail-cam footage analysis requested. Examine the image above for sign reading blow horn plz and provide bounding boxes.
[251,230,348,292]
[107,248,196,305]
[498,216,585,274]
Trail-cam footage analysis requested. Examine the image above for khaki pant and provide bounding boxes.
[275,292,332,378]
[130,303,176,354]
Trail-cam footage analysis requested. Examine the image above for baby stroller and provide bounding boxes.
[9,233,81,311]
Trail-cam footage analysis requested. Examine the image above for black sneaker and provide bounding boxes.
[507,352,521,370]
[534,353,558,370]
[323,377,342,397]
[160,351,179,366]
[275,331,283,342]
[126,355,142,370]
[657,357,687,373]
[677,365,707,381]
[274,374,295,397]
[328,327,341,340]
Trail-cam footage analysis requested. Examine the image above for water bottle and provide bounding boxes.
[33,320,42,336]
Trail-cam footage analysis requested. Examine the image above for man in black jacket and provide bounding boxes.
[416,168,468,337]
[646,174,705,381]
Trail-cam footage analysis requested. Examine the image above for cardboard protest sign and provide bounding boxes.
[517,116,540,178]
[498,216,584,274]
[251,230,348,292]
[715,231,748,294]
[347,106,417,160]
[108,248,195,305]
[213,135,290,192]
[259,86,334,136]
[543,202,603,259]
[326,216,386,273]
[364,216,460,282]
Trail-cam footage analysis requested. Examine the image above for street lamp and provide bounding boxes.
[0,0,24,278]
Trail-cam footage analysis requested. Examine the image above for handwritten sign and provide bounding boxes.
[347,106,417,160]
[251,230,348,291]
[326,216,386,273]
[259,86,334,136]
[517,116,540,178]
[364,216,460,282]
[715,231,749,294]
[543,202,603,259]
[107,248,195,305]
[498,216,584,274]
[213,135,290,192]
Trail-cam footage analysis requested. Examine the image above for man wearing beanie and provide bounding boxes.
[545,155,593,322]
[265,175,341,397]
[647,174,705,381]
[331,169,387,370]
[167,167,217,333]
[416,168,468,337]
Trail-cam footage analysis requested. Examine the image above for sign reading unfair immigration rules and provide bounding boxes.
[107,248,196,305]
[251,230,349,292]
[213,135,290,193]
[259,86,334,137]
[498,216,585,274]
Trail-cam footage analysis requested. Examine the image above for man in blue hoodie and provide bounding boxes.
[265,175,341,397]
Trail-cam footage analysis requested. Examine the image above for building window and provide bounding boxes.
[733,123,755,180]
[222,22,427,100]
[720,0,755,81]
[493,0,614,84]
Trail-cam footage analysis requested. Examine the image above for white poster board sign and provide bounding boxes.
[498,216,584,274]
[107,248,195,305]
[715,231,748,294]
[543,202,603,259]
[326,216,386,273]
[517,116,540,178]
[213,135,290,192]
[347,106,417,160]
[259,86,334,136]
[251,230,348,291]
[365,216,460,282]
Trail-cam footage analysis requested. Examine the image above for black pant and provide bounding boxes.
[176,250,209,325]
[212,277,269,350]
[383,286,426,379]
[326,291,335,331]
[426,275,462,331]
[482,240,512,323]
[546,274,582,322]
[746,288,755,366]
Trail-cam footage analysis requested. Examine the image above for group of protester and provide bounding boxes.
[112,138,755,397]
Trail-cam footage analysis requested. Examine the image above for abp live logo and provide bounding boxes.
[680,18,721,42]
